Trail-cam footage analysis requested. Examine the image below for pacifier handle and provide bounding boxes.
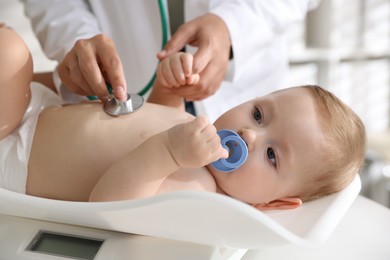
[211,130,248,172]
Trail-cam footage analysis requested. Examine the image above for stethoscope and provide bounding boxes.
[89,0,169,116]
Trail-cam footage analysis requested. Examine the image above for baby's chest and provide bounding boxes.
[157,167,216,194]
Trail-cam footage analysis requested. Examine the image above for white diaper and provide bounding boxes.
[0,82,61,193]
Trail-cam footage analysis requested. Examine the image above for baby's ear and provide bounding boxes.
[252,197,302,211]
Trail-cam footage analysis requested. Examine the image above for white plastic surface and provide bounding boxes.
[0,175,361,249]
[243,195,390,259]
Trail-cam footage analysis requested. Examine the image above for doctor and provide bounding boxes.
[21,0,319,122]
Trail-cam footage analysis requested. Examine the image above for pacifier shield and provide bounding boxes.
[211,129,248,172]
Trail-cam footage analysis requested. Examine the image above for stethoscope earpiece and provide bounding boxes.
[211,129,248,172]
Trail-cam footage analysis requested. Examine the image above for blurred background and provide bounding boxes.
[1,0,389,207]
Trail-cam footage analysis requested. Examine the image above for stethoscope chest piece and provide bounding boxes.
[104,93,144,116]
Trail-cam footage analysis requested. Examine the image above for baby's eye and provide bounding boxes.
[267,147,277,167]
[253,106,262,123]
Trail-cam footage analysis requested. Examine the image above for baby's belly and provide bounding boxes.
[27,102,193,201]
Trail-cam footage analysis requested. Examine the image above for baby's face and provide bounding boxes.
[208,87,326,205]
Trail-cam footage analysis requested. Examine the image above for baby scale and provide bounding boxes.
[0,175,361,260]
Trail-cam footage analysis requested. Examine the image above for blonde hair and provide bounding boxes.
[298,85,366,202]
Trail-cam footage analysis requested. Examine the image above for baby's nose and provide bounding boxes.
[238,128,256,151]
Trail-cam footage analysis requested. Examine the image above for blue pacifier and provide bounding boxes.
[211,130,248,172]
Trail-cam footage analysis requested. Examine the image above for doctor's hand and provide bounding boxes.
[58,34,128,102]
[157,14,231,101]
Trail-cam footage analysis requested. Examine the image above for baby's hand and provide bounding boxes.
[167,116,228,168]
[157,52,200,88]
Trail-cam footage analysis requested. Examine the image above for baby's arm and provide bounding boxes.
[148,52,199,110]
[89,116,227,202]
[32,72,56,93]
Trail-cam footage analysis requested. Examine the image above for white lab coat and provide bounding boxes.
[21,0,319,122]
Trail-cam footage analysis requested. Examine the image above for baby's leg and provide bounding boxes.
[0,25,33,140]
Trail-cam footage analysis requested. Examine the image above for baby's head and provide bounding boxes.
[208,85,366,210]
[296,85,366,201]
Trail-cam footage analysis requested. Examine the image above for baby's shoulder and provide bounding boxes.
[144,103,195,119]
[158,167,216,194]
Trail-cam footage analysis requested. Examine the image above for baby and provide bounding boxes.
[0,24,366,211]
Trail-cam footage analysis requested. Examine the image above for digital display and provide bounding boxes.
[27,231,104,260]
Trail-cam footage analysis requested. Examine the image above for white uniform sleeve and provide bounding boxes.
[209,0,320,81]
[20,0,102,62]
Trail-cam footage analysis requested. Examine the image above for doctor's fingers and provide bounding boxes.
[58,55,95,97]
[190,14,231,74]
[76,45,110,98]
[186,74,200,85]
[157,22,195,60]
[190,54,228,100]
[73,34,127,101]
[192,43,213,75]
[192,26,230,76]
[96,45,127,101]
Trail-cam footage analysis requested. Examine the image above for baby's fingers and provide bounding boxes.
[218,142,229,159]
[186,74,200,85]
[157,60,174,87]
[170,58,187,87]
[156,62,166,86]
[190,115,209,131]
[208,138,229,161]
[180,53,194,77]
